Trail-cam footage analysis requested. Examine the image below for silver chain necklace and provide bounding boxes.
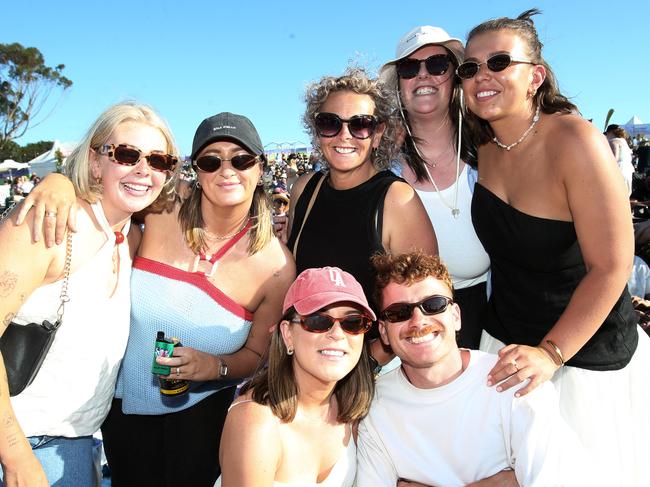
[493,105,541,151]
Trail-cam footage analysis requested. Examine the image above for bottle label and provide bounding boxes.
[151,340,175,375]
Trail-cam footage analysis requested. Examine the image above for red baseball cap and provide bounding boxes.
[283,267,376,320]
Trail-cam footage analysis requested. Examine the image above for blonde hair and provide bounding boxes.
[242,307,375,423]
[66,101,180,212]
[303,67,399,171]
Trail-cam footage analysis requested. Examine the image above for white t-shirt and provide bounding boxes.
[356,351,596,487]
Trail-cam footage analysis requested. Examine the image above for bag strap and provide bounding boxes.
[55,232,73,326]
[292,174,326,258]
[0,200,72,327]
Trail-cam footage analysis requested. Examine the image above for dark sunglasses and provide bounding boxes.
[99,144,177,172]
[192,153,259,173]
[291,312,373,335]
[380,295,453,323]
[314,112,379,140]
[456,53,534,80]
[396,54,452,79]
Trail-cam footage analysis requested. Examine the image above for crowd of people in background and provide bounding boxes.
[1,7,650,487]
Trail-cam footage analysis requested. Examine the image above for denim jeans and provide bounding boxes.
[1,435,101,487]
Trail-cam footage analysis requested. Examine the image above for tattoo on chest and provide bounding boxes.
[0,271,18,298]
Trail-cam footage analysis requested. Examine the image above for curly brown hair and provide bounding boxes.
[303,67,399,171]
[372,251,453,309]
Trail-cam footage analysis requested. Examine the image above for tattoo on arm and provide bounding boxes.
[2,312,14,328]
[0,271,18,298]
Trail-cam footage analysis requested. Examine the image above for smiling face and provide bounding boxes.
[281,303,366,386]
[398,45,456,119]
[195,140,262,211]
[379,276,460,372]
[91,121,169,224]
[317,90,385,179]
[462,29,545,123]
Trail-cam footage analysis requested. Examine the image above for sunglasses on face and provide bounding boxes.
[456,53,534,80]
[314,112,379,140]
[380,295,453,323]
[98,144,177,172]
[396,54,452,79]
[291,312,373,335]
[192,153,259,173]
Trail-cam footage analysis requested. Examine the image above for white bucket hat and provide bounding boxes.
[379,26,465,89]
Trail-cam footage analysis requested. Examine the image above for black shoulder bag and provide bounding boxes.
[0,206,72,396]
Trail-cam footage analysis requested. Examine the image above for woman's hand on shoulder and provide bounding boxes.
[14,173,77,247]
[220,398,280,487]
[487,343,560,397]
[383,181,438,256]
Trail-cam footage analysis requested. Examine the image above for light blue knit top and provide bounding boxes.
[115,256,253,415]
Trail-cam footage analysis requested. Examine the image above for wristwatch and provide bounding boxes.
[217,357,228,379]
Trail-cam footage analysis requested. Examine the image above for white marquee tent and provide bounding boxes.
[28,140,77,177]
[622,116,650,137]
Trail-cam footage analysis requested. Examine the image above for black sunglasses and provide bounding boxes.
[314,112,379,140]
[192,153,259,173]
[380,295,453,323]
[396,54,452,79]
[456,53,534,80]
[99,144,177,172]
[291,312,373,335]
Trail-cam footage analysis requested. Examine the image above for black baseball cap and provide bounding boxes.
[191,112,264,160]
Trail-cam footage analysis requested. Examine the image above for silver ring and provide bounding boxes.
[176,367,180,376]
[45,211,57,218]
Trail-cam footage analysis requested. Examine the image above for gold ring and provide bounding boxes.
[512,360,519,372]
[176,367,180,376]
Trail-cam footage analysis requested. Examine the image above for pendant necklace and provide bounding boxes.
[112,231,125,274]
[415,140,462,219]
[493,105,541,151]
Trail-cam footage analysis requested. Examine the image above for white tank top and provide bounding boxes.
[415,165,490,289]
[10,202,132,437]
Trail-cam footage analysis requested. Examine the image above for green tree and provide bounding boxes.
[20,140,53,162]
[0,138,20,161]
[0,43,72,151]
[54,148,64,173]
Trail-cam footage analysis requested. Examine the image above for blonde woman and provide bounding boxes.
[0,102,179,485]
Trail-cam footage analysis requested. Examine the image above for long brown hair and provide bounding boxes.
[242,307,375,423]
[464,8,579,145]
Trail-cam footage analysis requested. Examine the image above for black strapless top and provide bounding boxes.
[472,183,637,370]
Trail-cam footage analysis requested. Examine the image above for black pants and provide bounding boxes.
[101,386,236,487]
[455,281,487,350]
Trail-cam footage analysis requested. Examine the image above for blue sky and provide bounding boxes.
[3,0,648,156]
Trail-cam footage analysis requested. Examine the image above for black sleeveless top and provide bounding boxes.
[472,183,638,370]
[288,170,401,306]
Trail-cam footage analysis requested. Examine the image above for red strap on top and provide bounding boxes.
[194,220,251,276]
